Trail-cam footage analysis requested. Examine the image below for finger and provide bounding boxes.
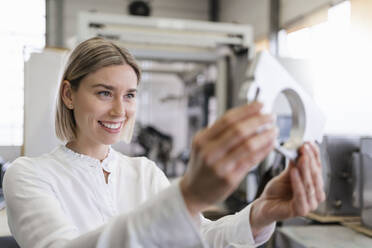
[305,144,326,203]
[200,113,275,166]
[299,142,321,168]
[199,102,263,142]
[232,136,276,179]
[297,150,318,211]
[279,159,295,180]
[308,142,322,169]
[290,167,309,216]
[214,127,277,175]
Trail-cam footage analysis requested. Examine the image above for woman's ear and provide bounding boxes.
[61,80,74,109]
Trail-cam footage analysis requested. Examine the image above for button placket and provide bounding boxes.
[85,164,106,223]
[104,167,117,215]
[61,145,118,222]
[97,163,115,218]
[106,181,115,214]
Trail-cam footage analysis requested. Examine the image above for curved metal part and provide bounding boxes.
[282,89,306,150]
[244,51,326,155]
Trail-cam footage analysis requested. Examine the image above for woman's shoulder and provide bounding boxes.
[6,147,61,175]
[6,156,34,176]
[3,152,58,192]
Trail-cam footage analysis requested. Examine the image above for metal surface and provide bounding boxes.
[216,56,228,117]
[360,138,372,228]
[243,51,326,159]
[269,0,280,56]
[316,135,361,216]
[352,151,362,209]
[77,11,253,61]
[209,0,219,22]
[276,225,372,248]
[46,0,64,47]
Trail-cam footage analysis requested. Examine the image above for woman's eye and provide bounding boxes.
[125,93,136,99]
[98,91,112,97]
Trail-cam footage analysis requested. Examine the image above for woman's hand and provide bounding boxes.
[180,102,278,217]
[250,142,326,236]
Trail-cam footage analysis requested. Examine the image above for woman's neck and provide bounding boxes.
[66,140,109,162]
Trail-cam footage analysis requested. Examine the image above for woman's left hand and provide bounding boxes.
[249,142,326,236]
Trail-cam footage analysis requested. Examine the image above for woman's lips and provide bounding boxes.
[98,120,124,133]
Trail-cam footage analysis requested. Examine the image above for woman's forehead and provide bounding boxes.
[82,64,138,89]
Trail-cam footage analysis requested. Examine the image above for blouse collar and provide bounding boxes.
[59,145,117,173]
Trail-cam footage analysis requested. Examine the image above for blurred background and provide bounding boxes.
[1,0,372,247]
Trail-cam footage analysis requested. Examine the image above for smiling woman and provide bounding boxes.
[60,64,138,156]
[55,38,140,147]
[3,37,325,248]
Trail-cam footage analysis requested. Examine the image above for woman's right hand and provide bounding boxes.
[180,102,278,217]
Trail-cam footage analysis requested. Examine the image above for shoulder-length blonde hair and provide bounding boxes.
[55,37,141,142]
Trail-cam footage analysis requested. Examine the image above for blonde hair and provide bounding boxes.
[55,37,141,143]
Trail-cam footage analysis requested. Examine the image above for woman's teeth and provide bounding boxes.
[99,121,121,129]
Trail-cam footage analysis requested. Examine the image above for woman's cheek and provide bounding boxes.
[127,101,136,117]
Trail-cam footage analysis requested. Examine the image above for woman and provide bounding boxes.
[3,37,325,248]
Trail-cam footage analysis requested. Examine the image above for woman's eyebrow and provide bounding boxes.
[91,83,137,93]
[91,83,115,90]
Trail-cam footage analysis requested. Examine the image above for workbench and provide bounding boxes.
[275,225,372,248]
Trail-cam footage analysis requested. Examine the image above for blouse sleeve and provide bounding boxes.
[3,157,206,248]
[200,206,276,247]
[146,162,276,247]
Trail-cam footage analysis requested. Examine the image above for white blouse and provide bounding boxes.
[3,145,275,248]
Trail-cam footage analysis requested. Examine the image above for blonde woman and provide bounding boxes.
[4,37,325,248]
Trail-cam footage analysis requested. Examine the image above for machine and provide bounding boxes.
[358,137,372,228]
[316,135,361,216]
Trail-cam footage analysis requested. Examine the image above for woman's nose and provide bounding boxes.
[110,98,125,116]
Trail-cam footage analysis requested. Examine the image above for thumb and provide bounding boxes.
[277,160,295,181]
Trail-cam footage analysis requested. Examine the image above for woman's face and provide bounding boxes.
[70,64,138,146]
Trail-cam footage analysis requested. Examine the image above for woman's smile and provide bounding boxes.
[98,120,125,133]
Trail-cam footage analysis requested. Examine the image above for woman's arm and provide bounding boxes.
[197,143,325,247]
[3,158,205,248]
[200,205,275,248]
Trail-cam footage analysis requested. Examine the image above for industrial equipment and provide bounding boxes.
[358,137,372,228]
[316,135,361,216]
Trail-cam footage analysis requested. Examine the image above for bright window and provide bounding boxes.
[0,0,46,145]
[279,1,372,135]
